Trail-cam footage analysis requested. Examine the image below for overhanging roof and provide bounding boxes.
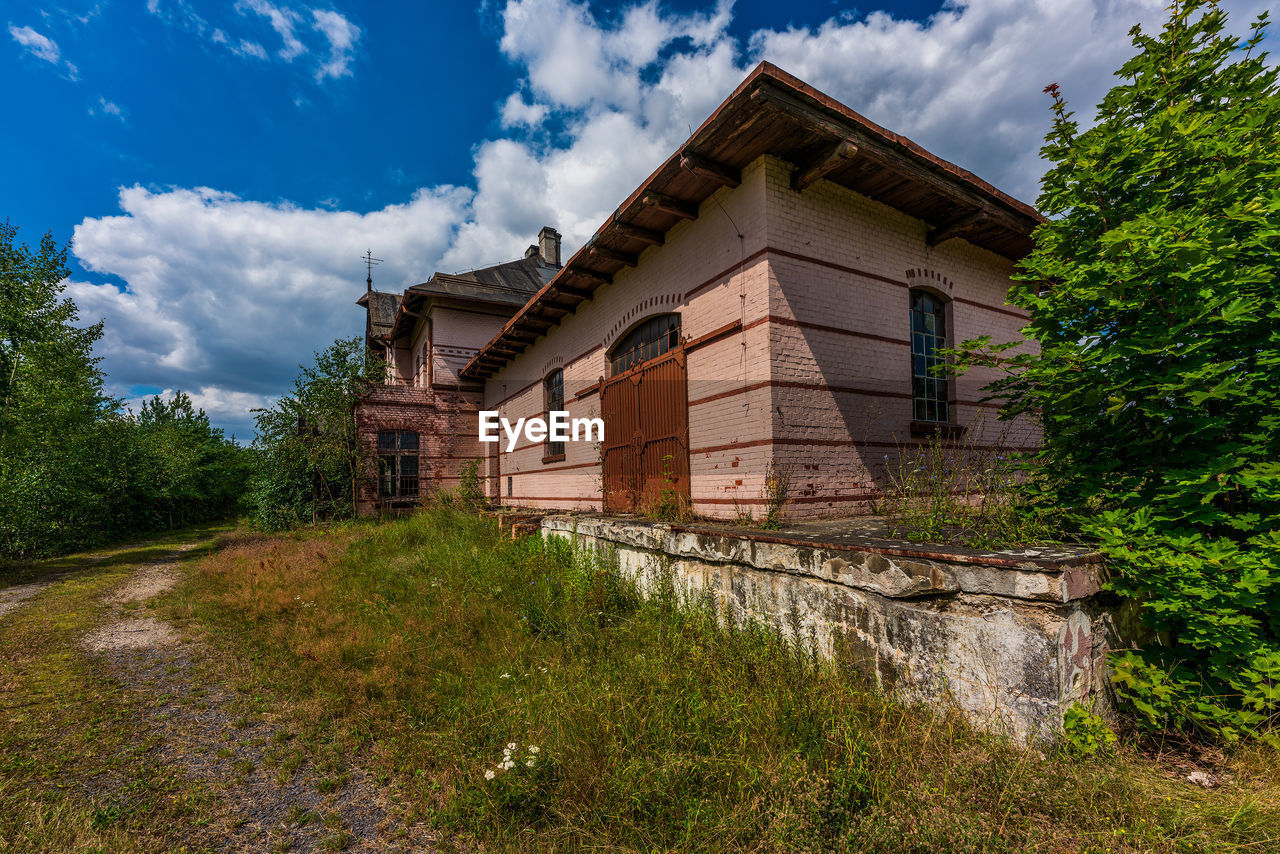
[387,255,558,339]
[461,61,1043,381]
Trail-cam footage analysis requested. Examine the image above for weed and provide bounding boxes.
[160,508,1280,852]
[1059,703,1118,759]
[759,461,790,529]
[637,454,692,522]
[883,415,1058,547]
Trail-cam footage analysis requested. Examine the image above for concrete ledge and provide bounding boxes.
[542,514,1120,743]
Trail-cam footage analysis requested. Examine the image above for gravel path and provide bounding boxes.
[0,580,56,618]
[83,545,439,853]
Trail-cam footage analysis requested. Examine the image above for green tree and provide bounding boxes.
[0,223,250,558]
[247,337,382,530]
[956,1,1280,738]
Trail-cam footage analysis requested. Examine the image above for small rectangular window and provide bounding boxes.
[507,476,513,498]
[376,430,419,499]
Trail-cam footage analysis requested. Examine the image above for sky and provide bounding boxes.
[3,0,1275,440]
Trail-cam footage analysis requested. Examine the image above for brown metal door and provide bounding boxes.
[601,347,689,513]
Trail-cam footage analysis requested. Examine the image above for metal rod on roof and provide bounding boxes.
[362,249,384,291]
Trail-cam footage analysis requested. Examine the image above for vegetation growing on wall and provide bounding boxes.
[246,337,383,530]
[954,1,1280,739]
[0,222,249,559]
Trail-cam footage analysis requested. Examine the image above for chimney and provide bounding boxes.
[538,226,561,267]
[524,244,540,259]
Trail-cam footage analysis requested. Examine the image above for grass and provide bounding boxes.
[0,522,233,854]
[155,507,1280,852]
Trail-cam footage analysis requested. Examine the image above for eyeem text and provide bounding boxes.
[479,411,604,452]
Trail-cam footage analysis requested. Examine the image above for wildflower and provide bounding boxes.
[500,673,510,679]
[526,759,535,767]
[506,742,517,750]
[501,760,514,771]
[528,746,539,754]
[484,769,495,780]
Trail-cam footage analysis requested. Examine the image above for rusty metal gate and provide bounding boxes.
[600,347,690,513]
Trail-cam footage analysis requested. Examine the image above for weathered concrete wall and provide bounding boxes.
[543,514,1116,743]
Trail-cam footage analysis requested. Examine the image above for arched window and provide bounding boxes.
[910,290,949,423]
[544,369,564,461]
[609,313,681,375]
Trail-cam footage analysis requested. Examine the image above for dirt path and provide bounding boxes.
[82,545,439,853]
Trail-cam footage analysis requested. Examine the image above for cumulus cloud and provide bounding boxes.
[71,0,1277,438]
[500,92,549,128]
[121,386,278,440]
[69,184,472,436]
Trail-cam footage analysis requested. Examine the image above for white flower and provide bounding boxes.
[528,746,539,754]
[526,759,535,767]
[484,769,495,780]
[501,760,514,771]
[506,742,517,750]
[499,673,510,679]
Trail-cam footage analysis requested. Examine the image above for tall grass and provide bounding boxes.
[883,417,1056,548]
[167,509,1280,852]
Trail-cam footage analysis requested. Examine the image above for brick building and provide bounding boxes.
[354,229,560,513]
[358,62,1041,519]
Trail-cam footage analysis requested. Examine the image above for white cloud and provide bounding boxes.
[69,184,472,428]
[234,39,269,60]
[149,0,362,82]
[9,24,61,63]
[311,9,360,80]
[9,22,80,79]
[237,0,306,61]
[121,386,278,440]
[70,0,1278,438]
[91,96,125,120]
[500,92,549,127]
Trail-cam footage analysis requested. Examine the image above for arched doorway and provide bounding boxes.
[601,313,690,513]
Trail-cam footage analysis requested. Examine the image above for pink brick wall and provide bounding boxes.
[483,154,1039,520]
[761,156,1040,517]
[356,302,515,514]
[483,158,775,512]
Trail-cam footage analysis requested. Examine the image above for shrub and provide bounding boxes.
[951,1,1280,738]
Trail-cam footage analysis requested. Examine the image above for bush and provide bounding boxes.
[952,1,1280,739]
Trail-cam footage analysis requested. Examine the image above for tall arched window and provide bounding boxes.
[544,369,564,461]
[910,290,949,423]
[609,313,681,375]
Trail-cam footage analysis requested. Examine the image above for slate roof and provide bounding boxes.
[356,290,401,340]
[407,255,558,307]
[378,254,560,340]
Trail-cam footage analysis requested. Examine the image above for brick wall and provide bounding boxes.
[355,300,515,513]
[761,155,1040,517]
[482,154,1039,520]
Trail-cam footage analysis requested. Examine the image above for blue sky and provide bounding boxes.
[3,0,1273,439]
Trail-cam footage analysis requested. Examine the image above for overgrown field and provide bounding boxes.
[159,508,1279,852]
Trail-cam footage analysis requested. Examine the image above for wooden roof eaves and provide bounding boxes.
[461,61,1042,381]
